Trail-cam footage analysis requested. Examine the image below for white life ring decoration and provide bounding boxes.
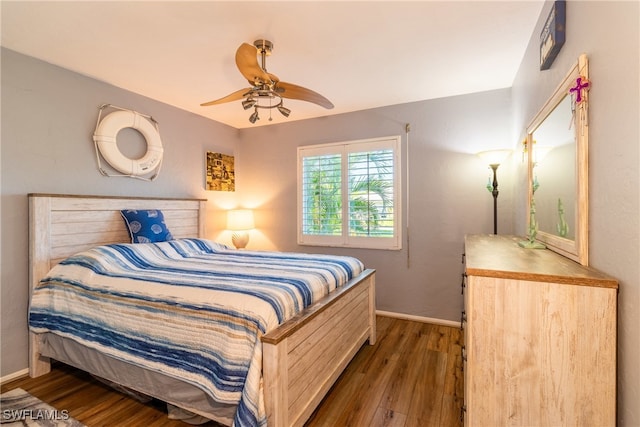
[93,108,163,177]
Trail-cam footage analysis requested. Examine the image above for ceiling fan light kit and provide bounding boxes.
[201,39,334,124]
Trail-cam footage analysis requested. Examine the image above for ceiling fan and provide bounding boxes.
[201,39,334,123]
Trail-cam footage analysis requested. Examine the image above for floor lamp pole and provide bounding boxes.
[477,149,511,235]
[490,164,499,234]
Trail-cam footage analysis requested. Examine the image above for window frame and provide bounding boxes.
[297,135,402,250]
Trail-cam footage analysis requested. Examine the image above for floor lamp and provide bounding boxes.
[477,150,512,234]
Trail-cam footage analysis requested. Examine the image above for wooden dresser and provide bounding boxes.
[462,234,618,426]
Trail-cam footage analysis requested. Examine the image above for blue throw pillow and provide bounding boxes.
[120,209,173,243]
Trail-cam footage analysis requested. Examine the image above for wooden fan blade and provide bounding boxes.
[275,82,334,109]
[200,88,251,106]
[235,43,273,85]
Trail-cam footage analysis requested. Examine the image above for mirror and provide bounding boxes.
[525,54,589,265]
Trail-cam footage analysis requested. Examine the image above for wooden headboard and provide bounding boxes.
[29,193,206,280]
[28,193,207,376]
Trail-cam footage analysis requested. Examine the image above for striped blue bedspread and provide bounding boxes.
[29,238,364,426]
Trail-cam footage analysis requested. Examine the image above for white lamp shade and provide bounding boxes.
[476,149,512,166]
[227,209,255,231]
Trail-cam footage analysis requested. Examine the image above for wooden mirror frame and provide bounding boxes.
[526,54,589,265]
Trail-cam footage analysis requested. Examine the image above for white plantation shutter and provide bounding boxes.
[301,153,342,236]
[298,136,401,250]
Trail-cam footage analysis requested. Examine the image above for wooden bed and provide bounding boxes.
[28,193,376,427]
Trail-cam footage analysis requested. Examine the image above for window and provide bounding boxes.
[298,136,401,250]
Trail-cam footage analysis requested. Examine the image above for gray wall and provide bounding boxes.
[511,1,639,425]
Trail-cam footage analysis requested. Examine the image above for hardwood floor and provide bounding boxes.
[306,316,464,427]
[1,316,464,426]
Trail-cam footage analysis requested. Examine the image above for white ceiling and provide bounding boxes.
[1,1,544,129]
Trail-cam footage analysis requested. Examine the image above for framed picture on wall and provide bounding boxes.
[206,151,235,191]
[539,0,566,70]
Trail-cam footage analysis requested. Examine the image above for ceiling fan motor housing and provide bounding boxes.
[254,39,273,55]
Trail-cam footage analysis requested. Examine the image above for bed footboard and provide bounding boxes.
[262,269,376,427]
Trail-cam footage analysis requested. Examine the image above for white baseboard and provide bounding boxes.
[1,368,29,385]
[376,310,460,328]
